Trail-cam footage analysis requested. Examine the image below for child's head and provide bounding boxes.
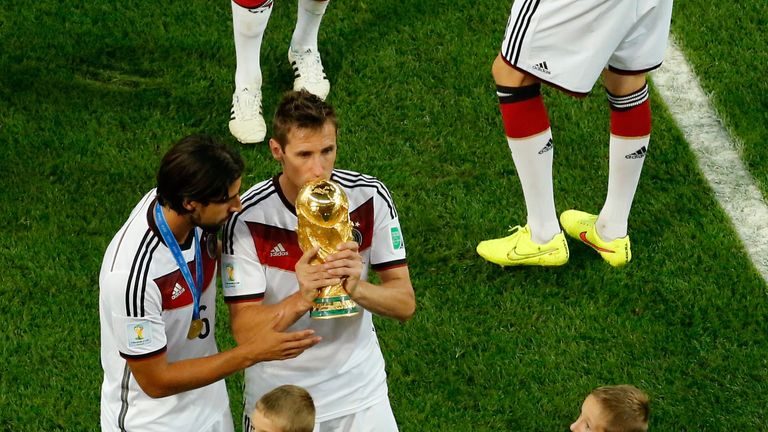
[570,385,649,432]
[250,385,316,432]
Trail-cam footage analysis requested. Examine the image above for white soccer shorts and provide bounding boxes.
[314,397,398,432]
[500,0,674,94]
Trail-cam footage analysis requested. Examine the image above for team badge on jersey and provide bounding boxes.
[352,228,363,246]
[205,232,218,259]
[126,321,153,348]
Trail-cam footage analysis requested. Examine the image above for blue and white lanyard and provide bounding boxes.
[154,203,203,321]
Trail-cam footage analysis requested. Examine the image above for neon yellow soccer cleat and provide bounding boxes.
[476,225,569,267]
[559,210,631,267]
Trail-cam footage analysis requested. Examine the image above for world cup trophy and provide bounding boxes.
[296,178,361,319]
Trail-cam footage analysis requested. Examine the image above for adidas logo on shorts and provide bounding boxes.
[269,243,289,257]
[531,61,551,75]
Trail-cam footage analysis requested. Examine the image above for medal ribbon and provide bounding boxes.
[154,203,203,321]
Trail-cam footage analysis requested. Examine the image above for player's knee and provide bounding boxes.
[232,0,273,35]
[603,70,647,96]
[491,55,514,83]
[492,54,536,87]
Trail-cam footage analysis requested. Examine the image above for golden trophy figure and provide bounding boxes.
[296,179,361,319]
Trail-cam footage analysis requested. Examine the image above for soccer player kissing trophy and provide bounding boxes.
[296,178,361,319]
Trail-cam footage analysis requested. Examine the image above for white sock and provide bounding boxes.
[597,136,649,241]
[232,1,273,91]
[507,129,560,244]
[290,0,329,52]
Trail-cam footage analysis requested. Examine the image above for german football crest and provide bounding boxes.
[205,232,217,259]
[352,228,363,245]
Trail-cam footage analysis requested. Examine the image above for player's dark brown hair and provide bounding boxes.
[254,385,315,432]
[156,134,244,215]
[590,385,650,432]
[272,90,338,150]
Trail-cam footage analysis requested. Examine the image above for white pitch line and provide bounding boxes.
[652,35,768,284]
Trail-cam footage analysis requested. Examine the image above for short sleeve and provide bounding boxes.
[221,215,267,302]
[102,271,168,359]
[370,190,407,271]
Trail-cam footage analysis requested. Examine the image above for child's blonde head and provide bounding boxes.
[253,385,315,432]
[589,385,649,432]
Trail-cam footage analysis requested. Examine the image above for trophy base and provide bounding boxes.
[310,295,361,319]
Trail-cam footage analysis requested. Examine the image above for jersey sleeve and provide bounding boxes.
[370,184,408,271]
[103,271,168,360]
[221,215,267,303]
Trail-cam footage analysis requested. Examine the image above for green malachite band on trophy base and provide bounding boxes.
[310,294,360,319]
[310,306,361,319]
[314,295,350,304]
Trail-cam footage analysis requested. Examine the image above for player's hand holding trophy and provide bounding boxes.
[296,178,361,319]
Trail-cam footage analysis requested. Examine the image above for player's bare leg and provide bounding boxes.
[603,71,647,97]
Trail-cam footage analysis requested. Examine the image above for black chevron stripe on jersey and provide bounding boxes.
[135,236,160,317]
[224,180,277,255]
[125,231,160,317]
[240,177,275,208]
[125,229,151,316]
[503,0,541,65]
[332,169,398,219]
[138,238,160,317]
[332,169,393,200]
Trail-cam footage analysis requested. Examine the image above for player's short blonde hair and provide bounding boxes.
[590,385,649,432]
[255,385,315,432]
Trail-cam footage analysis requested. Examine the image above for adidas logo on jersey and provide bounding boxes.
[531,61,551,75]
[269,243,289,257]
[625,146,648,159]
[538,138,553,154]
[171,283,185,300]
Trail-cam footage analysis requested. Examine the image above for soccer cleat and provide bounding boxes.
[229,87,267,144]
[288,47,331,100]
[559,210,631,267]
[476,225,569,267]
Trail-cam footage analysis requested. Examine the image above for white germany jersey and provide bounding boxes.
[221,169,408,422]
[99,190,230,431]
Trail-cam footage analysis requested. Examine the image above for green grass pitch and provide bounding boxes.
[1,0,767,430]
